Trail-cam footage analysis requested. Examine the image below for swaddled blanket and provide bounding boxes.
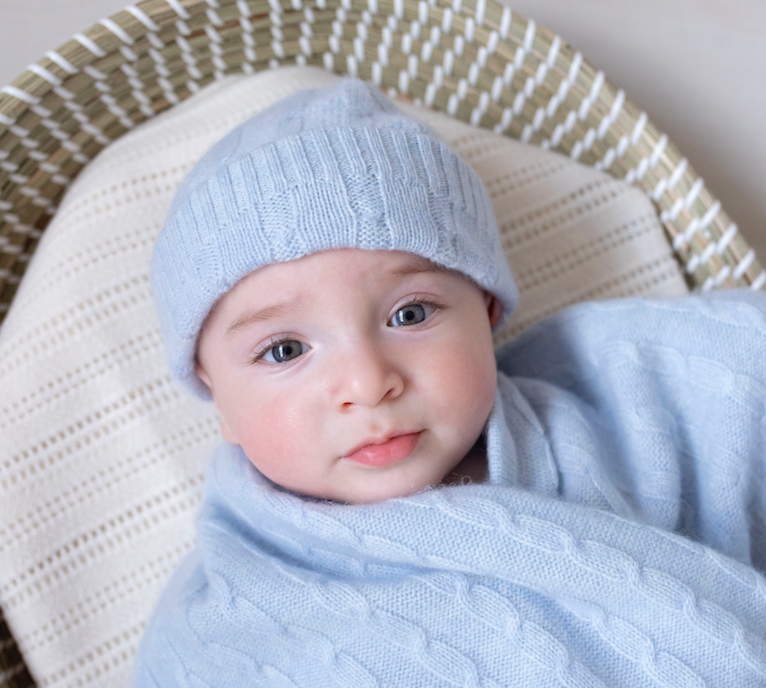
[134,293,766,687]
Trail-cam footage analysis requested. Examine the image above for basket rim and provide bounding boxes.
[0,1,764,685]
[0,0,763,328]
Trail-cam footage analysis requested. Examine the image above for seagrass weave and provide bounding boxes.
[0,614,33,688]
[0,0,764,685]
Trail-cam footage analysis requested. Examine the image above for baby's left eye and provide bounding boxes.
[389,303,432,327]
[262,339,306,363]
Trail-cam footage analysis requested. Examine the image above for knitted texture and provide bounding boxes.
[134,291,766,687]
[151,78,518,398]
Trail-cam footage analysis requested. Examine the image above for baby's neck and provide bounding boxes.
[442,436,487,487]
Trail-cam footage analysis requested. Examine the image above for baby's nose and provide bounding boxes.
[332,341,404,409]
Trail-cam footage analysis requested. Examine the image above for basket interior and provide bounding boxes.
[0,1,764,686]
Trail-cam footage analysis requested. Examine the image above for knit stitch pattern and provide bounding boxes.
[134,291,766,687]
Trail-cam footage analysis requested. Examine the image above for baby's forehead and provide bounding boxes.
[207,248,464,326]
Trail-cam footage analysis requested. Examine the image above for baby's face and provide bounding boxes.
[196,248,499,503]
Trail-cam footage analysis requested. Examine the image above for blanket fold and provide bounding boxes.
[134,293,766,687]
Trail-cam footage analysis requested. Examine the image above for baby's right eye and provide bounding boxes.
[257,339,307,364]
[389,301,439,327]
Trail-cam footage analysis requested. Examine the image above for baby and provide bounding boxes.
[135,79,766,686]
[150,77,518,505]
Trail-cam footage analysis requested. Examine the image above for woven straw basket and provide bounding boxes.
[1,0,764,685]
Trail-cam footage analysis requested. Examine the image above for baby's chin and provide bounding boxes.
[317,459,478,505]
[257,464,447,504]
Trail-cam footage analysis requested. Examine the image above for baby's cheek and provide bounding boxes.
[238,393,308,474]
[438,340,496,426]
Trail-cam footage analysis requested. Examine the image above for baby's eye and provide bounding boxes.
[260,339,306,363]
[389,303,431,327]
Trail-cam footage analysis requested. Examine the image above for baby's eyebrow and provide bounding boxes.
[226,300,301,337]
[389,256,450,278]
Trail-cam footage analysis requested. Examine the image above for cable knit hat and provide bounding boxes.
[151,78,518,398]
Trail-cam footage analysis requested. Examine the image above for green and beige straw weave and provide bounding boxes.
[0,0,763,685]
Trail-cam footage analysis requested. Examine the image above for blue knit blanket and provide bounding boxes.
[134,292,766,687]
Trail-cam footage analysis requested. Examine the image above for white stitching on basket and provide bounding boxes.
[26,64,62,87]
[715,220,737,254]
[36,110,90,165]
[591,91,627,171]
[165,0,191,20]
[121,62,155,118]
[355,35,366,62]
[577,70,604,125]
[732,249,756,281]
[125,5,162,32]
[1,85,40,106]
[100,18,135,45]
[148,44,181,105]
[630,111,648,145]
[207,6,224,26]
[7,123,40,151]
[80,65,125,140]
[701,264,732,291]
[45,49,78,75]
[73,33,106,58]
[175,34,203,91]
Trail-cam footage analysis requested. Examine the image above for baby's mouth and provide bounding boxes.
[342,432,422,467]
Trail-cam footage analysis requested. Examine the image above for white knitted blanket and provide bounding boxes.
[0,66,687,687]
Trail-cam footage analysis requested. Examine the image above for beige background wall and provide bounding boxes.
[2,0,765,262]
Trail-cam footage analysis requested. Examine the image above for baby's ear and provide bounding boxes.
[485,293,503,328]
[195,362,213,391]
[218,416,240,445]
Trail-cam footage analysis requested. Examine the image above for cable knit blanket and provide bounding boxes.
[134,293,766,687]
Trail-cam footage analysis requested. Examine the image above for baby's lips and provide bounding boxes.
[342,432,422,467]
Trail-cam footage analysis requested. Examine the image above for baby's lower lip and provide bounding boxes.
[343,432,421,467]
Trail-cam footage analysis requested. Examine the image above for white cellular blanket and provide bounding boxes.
[0,66,688,687]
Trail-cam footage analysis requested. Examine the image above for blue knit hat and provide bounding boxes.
[151,78,518,398]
